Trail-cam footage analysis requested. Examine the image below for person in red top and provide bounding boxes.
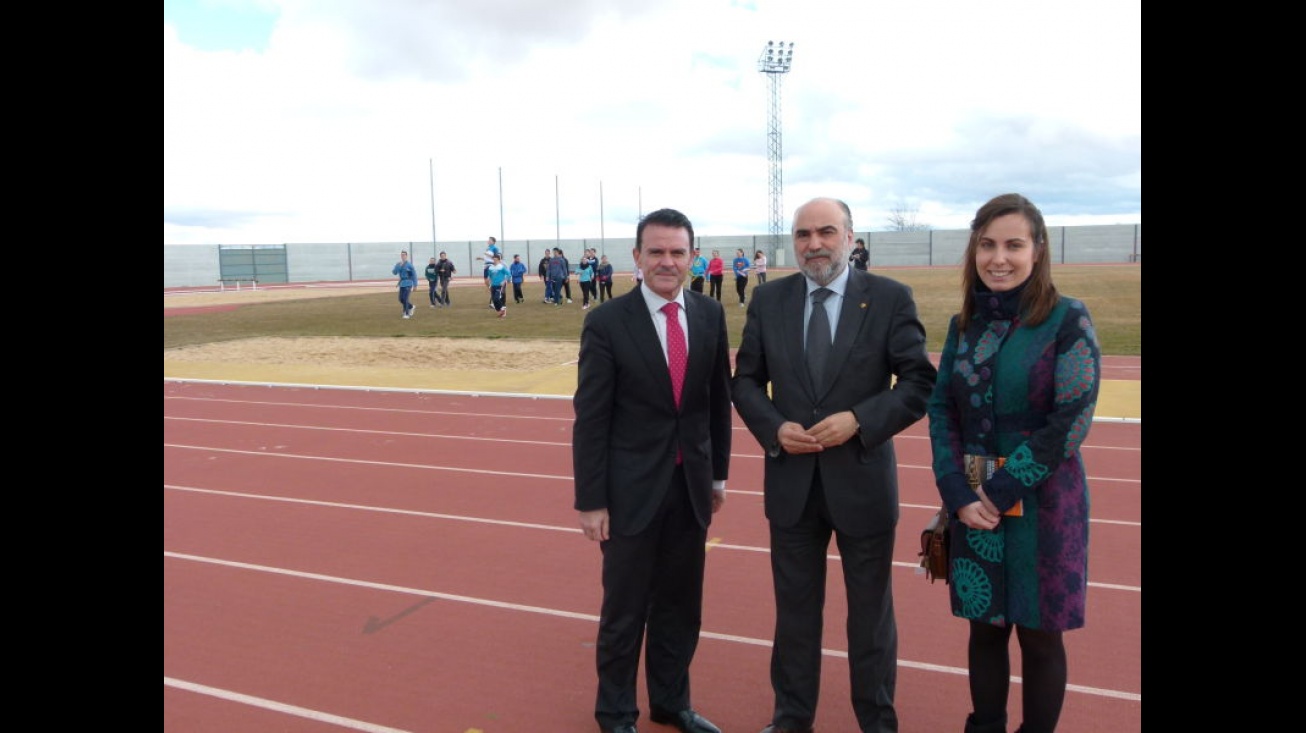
[706,249,725,301]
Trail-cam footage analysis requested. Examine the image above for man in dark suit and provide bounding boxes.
[731,197,938,733]
[574,208,733,733]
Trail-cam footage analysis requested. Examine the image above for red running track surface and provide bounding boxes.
[164,380,1141,733]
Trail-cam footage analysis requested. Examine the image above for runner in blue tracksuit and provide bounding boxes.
[392,250,418,318]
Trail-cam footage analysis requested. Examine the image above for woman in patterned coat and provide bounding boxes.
[926,193,1101,733]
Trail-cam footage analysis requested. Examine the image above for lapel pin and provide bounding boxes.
[860,302,868,309]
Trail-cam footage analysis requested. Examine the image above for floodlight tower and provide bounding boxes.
[758,40,794,250]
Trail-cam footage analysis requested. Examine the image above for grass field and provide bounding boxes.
[164,264,1141,356]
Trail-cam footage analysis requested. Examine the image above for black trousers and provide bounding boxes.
[768,468,898,732]
[594,468,705,728]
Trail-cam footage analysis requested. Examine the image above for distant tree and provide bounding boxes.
[886,204,931,232]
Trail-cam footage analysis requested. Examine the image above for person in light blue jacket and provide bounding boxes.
[486,253,512,317]
[392,250,418,319]
[577,248,597,309]
[689,248,708,293]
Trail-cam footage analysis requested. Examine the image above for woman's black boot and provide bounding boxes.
[964,712,1008,733]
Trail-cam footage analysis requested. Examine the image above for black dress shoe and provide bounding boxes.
[759,725,815,733]
[650,708,721,733]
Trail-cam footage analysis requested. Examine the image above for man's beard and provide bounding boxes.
[799,255,845,286]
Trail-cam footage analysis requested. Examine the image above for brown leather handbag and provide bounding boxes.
[919,509,949,584]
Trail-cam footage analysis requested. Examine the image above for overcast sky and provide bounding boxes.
[164,0,1141,245]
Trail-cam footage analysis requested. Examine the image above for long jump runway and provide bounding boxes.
[164,380,1141,733]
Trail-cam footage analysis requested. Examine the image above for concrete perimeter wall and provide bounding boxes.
[164,224,1141,288]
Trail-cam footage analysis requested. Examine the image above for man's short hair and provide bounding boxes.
[637,208,694,250]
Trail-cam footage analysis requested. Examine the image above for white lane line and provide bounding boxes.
[164,550,1140,703]
[164,485,1141,591]
[164,676,412,733]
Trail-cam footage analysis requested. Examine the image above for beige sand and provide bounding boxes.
[164,286,1140,418]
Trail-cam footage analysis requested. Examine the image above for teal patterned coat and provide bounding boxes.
[926,285,1100,631]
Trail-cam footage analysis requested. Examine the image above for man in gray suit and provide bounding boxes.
[732,197,938,733]
[574,208,733,733]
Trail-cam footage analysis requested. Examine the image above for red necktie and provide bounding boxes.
[662,302,687,464]
[662,302,687,408]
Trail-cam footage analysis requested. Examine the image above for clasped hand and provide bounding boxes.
[957,487,1002,530]
[777,411,858,454]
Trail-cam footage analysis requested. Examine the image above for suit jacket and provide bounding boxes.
[731,269,937,536]
[573,285,733,536]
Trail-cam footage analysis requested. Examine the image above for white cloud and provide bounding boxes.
[164,0,1142,244]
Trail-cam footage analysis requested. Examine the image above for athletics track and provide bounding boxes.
[164,361,1141,732]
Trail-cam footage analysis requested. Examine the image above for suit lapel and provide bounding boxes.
[621,289,677,407]
[683,293,710,396]
[778,275,817,398]
[822,269,873,395]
